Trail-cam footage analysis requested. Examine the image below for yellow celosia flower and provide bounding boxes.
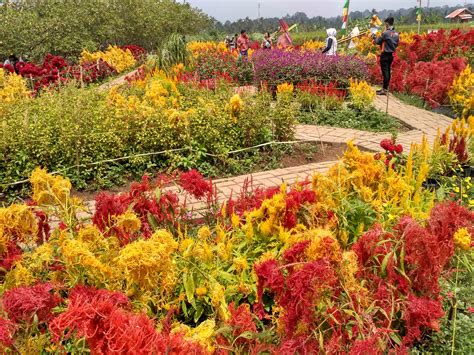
[61,237,113,285]
[0,68,30,104]
[183,319,216,352]
[229,94,244,122]
[80,45,136,73]
[4,262,35,288]
[301,40,325,51]
[340,251,359,291]
[0,228,7,255]
[277,82,294,94]
[449,65,474,119]
[114,211,141,233]
[349,79,375,110]
[179,238,194,256]
[196,287,208,297]
[30,167,72,206]
[0,204,38,244]
[114,230,178,291]
[210,282,225,308]
[216,241,233,261]
[453,228,471,251]
[231,213,240,228]
[193,242,213,263]
[197,226,212,240]
[187,41,227,58]
[232,256,249,273]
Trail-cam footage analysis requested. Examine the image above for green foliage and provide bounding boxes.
[272,91,299,142]
[0,0,212,60]
[297,103,402,133]
[158,34,189,70]
[412,254,474,354]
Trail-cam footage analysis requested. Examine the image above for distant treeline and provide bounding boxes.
[0,0,211,60]
[213,4,473,34]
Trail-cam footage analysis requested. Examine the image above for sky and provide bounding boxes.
[183,0,466,22]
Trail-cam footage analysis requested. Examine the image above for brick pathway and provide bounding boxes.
[81,94,452,216]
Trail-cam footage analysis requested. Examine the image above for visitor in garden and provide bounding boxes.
[3,54,21,74]
[261,32,273,49]
[322,28,338,56]
[277,26,293,49]
[237,30,250,59]
[372,16,399,95]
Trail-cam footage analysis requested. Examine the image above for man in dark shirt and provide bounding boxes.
[372,17,399,95]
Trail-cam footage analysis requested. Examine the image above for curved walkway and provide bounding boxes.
[81,95,452,216]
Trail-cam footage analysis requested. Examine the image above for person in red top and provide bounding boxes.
[237,30,250,59]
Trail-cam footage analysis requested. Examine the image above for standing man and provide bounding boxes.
[372,17,399,95]
[237,30,250,59]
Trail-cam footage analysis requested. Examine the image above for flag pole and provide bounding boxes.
[417,0,422,34]
[342,0,350,35]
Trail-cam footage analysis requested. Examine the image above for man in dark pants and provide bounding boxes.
[372,17,399,95]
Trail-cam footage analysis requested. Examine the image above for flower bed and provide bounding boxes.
[0,118,473,352]
[253,49,369,86]
[0,68,298,198]
[366,29,474,109]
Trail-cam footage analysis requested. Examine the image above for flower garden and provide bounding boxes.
[0,26,473,354]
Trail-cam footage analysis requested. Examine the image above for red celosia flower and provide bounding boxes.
[278,335,321,355]
[396,216,442,296]
[2,282,61,324]
[0,241,22,275]
[178,170,213,200]
[283,240,311,264]
[349,335,382,355]
[0,317,15,350]
[380,138,395,152]
[50,285,204,354]
[394,144,403,154]
[427,202,474,268]
[402,295,444,346]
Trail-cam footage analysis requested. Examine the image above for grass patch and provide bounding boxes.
[297,107,405,133]
[393,92,428,110]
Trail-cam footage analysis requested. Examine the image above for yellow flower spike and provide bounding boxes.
[231,213,240,229]
[259,218,273,237]
[220,201,227,220]
[232,256,249,273]
[184,319,216,353]
[179,238,194,255]
[0,204,38,244]
[453,228,471,251]
[196,287,208,297]
[114,230,178,292]
[114,211,141,233]
[197,226,212,240]
[277,83,294,94]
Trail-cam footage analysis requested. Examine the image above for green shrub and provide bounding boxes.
[0,82,295,199]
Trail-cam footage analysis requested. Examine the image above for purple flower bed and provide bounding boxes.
[252,49,369,85]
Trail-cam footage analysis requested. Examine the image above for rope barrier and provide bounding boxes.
[0,138,330,188]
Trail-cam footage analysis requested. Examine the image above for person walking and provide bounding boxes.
[372,17,399,95]
[322,28,338,56]
[261,32,272,49]
[237,30,250,59]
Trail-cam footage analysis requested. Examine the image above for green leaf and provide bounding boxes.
[194,304,204,323]
[381,251,393,278]
[147,212,159,231]
[390,332,402,346]
[154,187,162,201]
[183,273,195,303]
